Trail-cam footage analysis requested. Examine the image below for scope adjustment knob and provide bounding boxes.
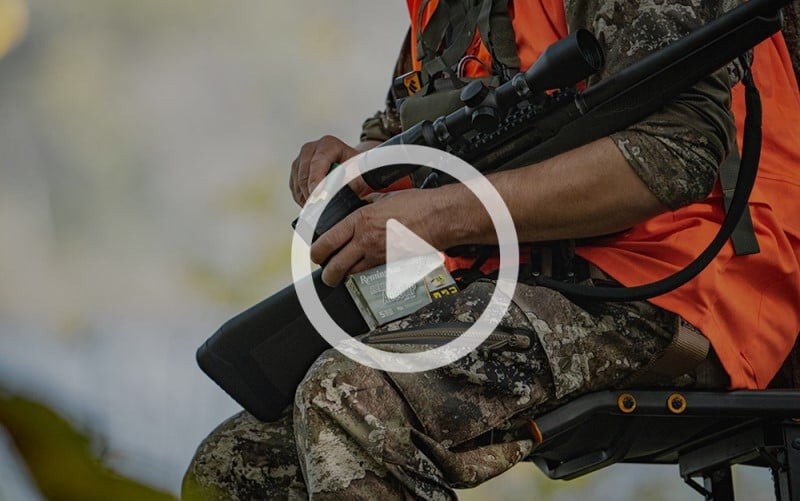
[460,81,490,108]
[471,106,499,133]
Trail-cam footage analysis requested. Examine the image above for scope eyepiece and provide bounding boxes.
[575,29,604,74]
[523,29,604,92]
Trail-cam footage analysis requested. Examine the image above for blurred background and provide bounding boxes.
[0,0,775,499]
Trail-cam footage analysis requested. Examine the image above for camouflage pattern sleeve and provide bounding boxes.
[359,106,403,143]
[564,0,740,210]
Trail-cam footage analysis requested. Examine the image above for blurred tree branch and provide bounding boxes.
[0,0,27,58]
[0,392,175,501]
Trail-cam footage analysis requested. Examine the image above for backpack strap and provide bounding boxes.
[417,0,477,83]
[477,0,521,80]
[416,0,519,84]
[415,0,449,63]
[719,141,760,255]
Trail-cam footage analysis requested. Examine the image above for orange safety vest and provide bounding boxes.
[406,0,800,389]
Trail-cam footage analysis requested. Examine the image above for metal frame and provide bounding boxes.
[528,390,800,500]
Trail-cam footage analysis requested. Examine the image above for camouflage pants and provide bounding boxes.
[183,280,723,500]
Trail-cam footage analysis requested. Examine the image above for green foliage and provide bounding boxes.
[0,393,175,501]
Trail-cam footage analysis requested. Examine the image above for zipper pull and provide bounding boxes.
[482,330,531,352]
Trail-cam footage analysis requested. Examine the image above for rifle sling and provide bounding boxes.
[536,54,764,302]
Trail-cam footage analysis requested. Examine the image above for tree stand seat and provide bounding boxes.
[527,390,800,500]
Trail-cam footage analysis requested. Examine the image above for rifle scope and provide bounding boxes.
[359,29,604,191]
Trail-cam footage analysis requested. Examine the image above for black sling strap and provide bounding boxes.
[536,54,765,301]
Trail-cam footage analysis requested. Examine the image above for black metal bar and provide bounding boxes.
[774,459,790,501]
[534,391,800,443]
[778,422,800,501]
[528,391,800,498]
[703,466,735,501]
[679,426,765,479]
[759,447,785,472]
[686,476,712,498]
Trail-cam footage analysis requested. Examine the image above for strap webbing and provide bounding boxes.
[418,0,477,81]
[477,0,521,79]
[415,0,447,62]
[628,320,710,384]
[719,146,760,255]
[417,0,519,83]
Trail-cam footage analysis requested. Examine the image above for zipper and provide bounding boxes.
[364,322,531,351]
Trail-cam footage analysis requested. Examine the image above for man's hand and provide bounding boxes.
[290,135,375,206]
[310,189,456,286]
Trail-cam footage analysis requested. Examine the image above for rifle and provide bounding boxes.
[198,0,791,422]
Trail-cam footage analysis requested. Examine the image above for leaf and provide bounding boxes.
[0,393,175,501]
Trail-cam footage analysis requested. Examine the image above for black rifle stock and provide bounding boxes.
[199,0,791,422]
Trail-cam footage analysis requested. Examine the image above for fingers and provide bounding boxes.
[347,258,372,277]
[308,199,396,286]
[290,141,318,206]
[320,244,365,286]
[312,210,381,286]
[310,214,355,266]
[290,135,356,207]
[307,136,347,199]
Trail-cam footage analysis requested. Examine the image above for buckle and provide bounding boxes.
[393,70,423,99]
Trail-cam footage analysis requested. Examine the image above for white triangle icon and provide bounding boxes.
[385,218,444,300]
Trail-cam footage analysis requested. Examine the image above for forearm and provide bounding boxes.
[434,137,665,246]
[434,0,740,246]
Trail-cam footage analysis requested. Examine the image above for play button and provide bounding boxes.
[384,218,444,300]
[292,144,519,373]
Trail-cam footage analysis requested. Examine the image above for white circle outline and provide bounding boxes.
[291,144,519,373]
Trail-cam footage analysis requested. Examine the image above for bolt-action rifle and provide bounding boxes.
[198,0,793,422]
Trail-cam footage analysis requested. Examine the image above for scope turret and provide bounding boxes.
[461,81,490,107]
